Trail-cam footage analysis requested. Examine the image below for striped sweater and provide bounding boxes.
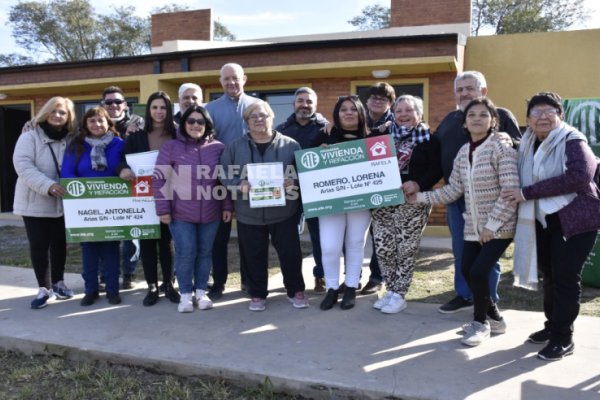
[416,134,519,241]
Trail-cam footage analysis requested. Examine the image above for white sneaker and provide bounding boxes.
[178,293,194,313]
[461,321,491,346]
[195,289,213,310]
[380,292,407,314]
[373,291,393,310]
[461,317,507,335]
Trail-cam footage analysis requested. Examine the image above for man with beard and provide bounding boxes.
[276,87,329,293]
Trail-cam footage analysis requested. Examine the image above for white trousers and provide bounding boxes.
[319,210,371,290]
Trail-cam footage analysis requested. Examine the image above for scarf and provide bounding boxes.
[40,121,69,141]
[512,122,585,290]
[84,132,114,171]
[390,121,431,173]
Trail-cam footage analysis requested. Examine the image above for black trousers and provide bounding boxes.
[461,238,512,323]
[536,214,597,343]
[22,216,67,288]
[211,219,247,290]
[237,217,305,299]
[140,222,173,286]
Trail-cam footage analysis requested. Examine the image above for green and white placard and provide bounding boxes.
[295,134,404,218]
[61,177,160,243]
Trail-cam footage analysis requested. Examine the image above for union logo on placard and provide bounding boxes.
[130,227,142,238]
[370,193,384,206]
[66,181,86,197]
[300,151,320,169]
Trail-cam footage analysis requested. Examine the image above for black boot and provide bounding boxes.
[320,289,339,310]
[340,287,356,310]
[164,282,181,303]
[143,284,159,307]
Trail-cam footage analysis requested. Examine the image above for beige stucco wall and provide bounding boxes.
[465,29,600,126]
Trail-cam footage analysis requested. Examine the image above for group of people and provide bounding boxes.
[12,63,600,361]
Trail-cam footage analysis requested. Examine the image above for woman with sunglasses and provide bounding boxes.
[117,91,180,306]
[318,95,372,311]
[153,106,232,313]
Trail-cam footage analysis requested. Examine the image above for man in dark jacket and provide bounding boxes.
[435,71,521,314]
[276,87,328,293]
[102,86,144,138]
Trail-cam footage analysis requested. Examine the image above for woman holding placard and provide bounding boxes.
[220,100,307,312]
[62,106,124,306]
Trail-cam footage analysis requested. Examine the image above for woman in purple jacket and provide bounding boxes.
[503,92,600,361]
[153,105,232,313]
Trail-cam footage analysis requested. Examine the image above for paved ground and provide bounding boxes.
[1,212,599,399]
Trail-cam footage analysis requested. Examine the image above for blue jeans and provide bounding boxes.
[81,241,120,295]
[170,219,220,294]
[447,198,500,303]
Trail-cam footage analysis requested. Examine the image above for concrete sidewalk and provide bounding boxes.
[0,257,599,399]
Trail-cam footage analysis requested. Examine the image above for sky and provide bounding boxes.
[0,0,599,59]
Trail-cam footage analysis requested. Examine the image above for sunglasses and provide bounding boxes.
[186,118,206,126]
[103,99,125,106]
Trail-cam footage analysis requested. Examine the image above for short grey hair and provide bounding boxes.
[178,83,202,100]
[294,87,317,98]
[394,94,424,118]
[454,71,487,92]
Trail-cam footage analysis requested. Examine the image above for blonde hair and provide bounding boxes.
[32,96,77,133]
[243,100,274,122]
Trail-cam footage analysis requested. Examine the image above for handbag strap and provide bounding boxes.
[47,143,61,177]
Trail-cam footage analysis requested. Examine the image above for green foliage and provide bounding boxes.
[472,0,589,35]
[3,0,236,65]
[214,19,236,41]
[348,4,390,31]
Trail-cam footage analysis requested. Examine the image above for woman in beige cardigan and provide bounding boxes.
[409,97,519,347]
[13,96,78,309]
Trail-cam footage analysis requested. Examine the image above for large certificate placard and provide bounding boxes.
[61,177,160,243]
[296,135,403,218]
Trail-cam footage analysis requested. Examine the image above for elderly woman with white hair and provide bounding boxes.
[370,94,442,314]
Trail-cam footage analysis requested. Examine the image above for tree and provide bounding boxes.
[3,0,236,65]
[214,20,236,41]
[348,4,390,31]
[472,0,589,36]
[0,53,35,67]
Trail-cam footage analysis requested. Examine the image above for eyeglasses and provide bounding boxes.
[248,113,270,120]
[368,95,389,103]
[186,118,206,126]
[530,108,559,118]
[103,99,125,106]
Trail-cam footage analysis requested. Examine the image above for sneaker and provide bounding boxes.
[360,280,382,295]
[52,281,74,299]
[178,293,194,313]
[439,296,473,314]
[31,287,54,309]
[249,297,266,312]
[461,321,491,346]
[461,317,507,335]
[373,291,393,310]
[338,282,362,294]
[196,289,213,310]
[143,285,159,307]
[80,291,99,306]
[164,283,181,303]
[289,291,309,309]
[107,293,122,305]
[381,292,407,314]
[528,328,552,344]
[122,274,134,290]
[537,341,575,361]
[314,277,326,294]
[207,287,223,301]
